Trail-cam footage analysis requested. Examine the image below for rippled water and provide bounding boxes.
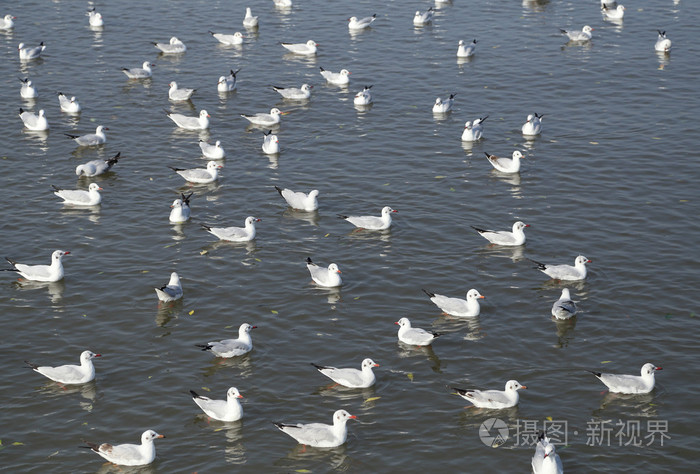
[1,0,698,472]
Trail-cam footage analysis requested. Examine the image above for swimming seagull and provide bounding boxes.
[122,62,154,79]
[169,161,222,184]
[353,85,373,105]
[18,108,49,131]
[153,36,186,53]
[311,358,379,388]
[165,109,210,130]
[168,81,196,101]
[522,113,544,136]
[587,363,662,394]
[75,152,121,177]
[551,288,577,319]
[338,206,397,230]
[19,78,37,98]
[52,182,103,206]
[413,8,434,26]
[432,94,456,113]
[64,126,108,146]
[531,432,564,474]
[18,42,46,60]
[457,39,477,58]
[320,67,350,85]
[209,31,245,45]
[275,186,318,211]
[348,14,376,30]
[25,350,100,384]
[472,221,529,246]
[190,387,243,421]
[602,4,625,20]
[201,216,259,242]
[452,380,527,409]
[3,250,69,282]
[560,25,593,42]
[196,323,256,358]
[217,69,240,92]
[395,317,441,346]
[273,0,293,8]
[262,130,279,154]
[1,14,16,30]
[57,93,81,113]
[199,140,225,159]
[273,83,312,100]
[306,257,342,287]
[655,30,672,52]
[423,288,484,317]
[485,151,524,173]
[273,410,357,448]
[281,40,317,55]
[86,8,103,27]
[169,193,192,223]
[240,108,287,127]
[155,272,183,302]
[461,116,488,141]
[243,7,259,28]
[82,430,165,467]
[530,255,590,281]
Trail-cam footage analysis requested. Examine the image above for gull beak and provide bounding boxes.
[156,434,165,439]
[520,385,528,390]
[237,394,244,399]
[94,353,102,357]
[392,209,398,213]
[373,363,380,367]
[280,111,290,115]
[525,224,531,227]
[349,415,357,420]
[587,259,592,263]
[337,269,342,274]
[207,114,211,118]
[479,295,485,299]
[656,367,663,371]
[64,251,71,255]
[97,187,103,190]
[394,321,400,325]
[255,218,261,222]
[250,325,258,329]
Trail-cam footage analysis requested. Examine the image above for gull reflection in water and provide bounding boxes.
[278,443,351,471]
[59,204,101,224]
[592,391,658,419]
[396,342,442,373]
[283,208,319,226]
[308,285,342,306]
[203,239,258,257]
[192,416,246,465]
[22,129,50,150]
[522,0,549,13]
[435,315,483,342]
[154,299,183,327]
[476,243,525,264]
[656,51,671,69]
[96,463,157,474]
[313,383,377,402]
[38,380,98,412]
[12,278,65,303]
[201,353,254,379]
[552,315,577,348]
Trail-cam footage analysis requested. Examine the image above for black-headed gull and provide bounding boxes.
[243,7,259,28]
[262,130,280,154]
[306,257,342,287]
[25,350,100,384]
[155,272,183,302]
[53,183,102,206]
[169,193,192,223]
[274,409,357,448]
[423,288,484,317]
[153,36,186,53]
[281,40,317,55]
[169,161,222,184]
[4,250,69,282]
[19,108,48,131]
[168,81,196,101]
[82,430,164,466]
[19,78,37,98]
[472,221,529,246]
[196,323,256,358]
[199,140,225,159]
[432,94,456,113]
[461,116,487,141]
[273,83,312,100]
[312,358,379,388]
[353,85,373,105]
[602,4,625,20]
[64,125,108,146]
[551,288,577,320]
[413,8,434,26]
[395,317,441,346]
[240,108,287,127]
[122,61,154,79]
[338,206,397,230]
[600,0,617,7]
[18,42,45,60]
[209,30,245,45]
[452,380,527,409]
[588,363,662,394]
[655,30,672,52]
[165,109,210,130]
[522,113,543,136]
[457,39,477,58]
[87,8,103,27]
[320,67,350,85]
[57,92,81,113]
[485,150,524,173]
[348,14,376,30]
[190,387,243,421]
[531,255,590,281]
[201,216,259,242]
[532,432,564,474]
[560,25,593,42]
[76,152,121,177]
[1,14,16,30]
[217,69,239,92]
[275,186,319,211]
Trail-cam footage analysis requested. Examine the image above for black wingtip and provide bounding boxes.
[480,115,489,122]
[560,29,567,34]
[310,362,325,370]
[199,224,212,231]
[319,66,325,72]
[274,185,283,196]
[195,344,212,351]
[471,225,487,234]
[5,257,18,267]
[527,258,547,270]
[168,166,184,172]
[337,214,348,220]
[24,360,39,370]
[181,192,193,205]
[372,14,377,18]
[190,389,200,398]
[586,369,602,378]
[306,257,313,264]
[208,31,215,35]
[272,422,284,430]
[64,133,79,139]
[451,387,467,396]
[431,332,443,338]
[422,288,435,298]
[51,184,62,192]
[19,107,24,114]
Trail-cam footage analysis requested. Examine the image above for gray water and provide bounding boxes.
[1,0,698,472]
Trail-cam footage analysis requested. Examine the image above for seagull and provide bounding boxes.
[457,39,477,58]
[169,193,192,224]
[75,152,121,177]
[169,161,222,184]
[461,116,488,141]
[319,67,350,85]
[531,432,564,474]
[433,94,456,113]
[602,4,625,20]
[655,30,672,52]
[52,182,102,206]
[551,288,577,319]
[209,31,245,45]
[243,7,259,28]
[155,272,183,302]
[274,410,357,448]
[82,430,165,466]
[190,387,243,422]
[275,186,318,211]
[600,0,617,7]
[353,85,373,105]
[217,69,240,92]
[395,317,441,346]
[153,36,186,53]
[588,363,662,394]
[531,255,590,281]
[18,42,46,60]
[262,130,279,154]
[57,92,81,113]
[201,216,259,242]
[168,81,196,101]
[306,257,342,287]
[522,113,543,136]
[485,150,524,173]
[422,288,484,317]
[273,0,293,8]
[1,14,16,30]
[199,140,225,159]
[338,206,397,230]
[413,8,434,26]
[560,25,593,42]
[165,109,210,130]
[348,14,376,30]
[64,125,108,146]
[122,61,154,79]
[87,8,103,27]
[196,323,256,358]
[452,380,527,409]
[18,108,49,131]
[472,221,529,246]
[25,350,100,384]
[273,83,313,100]
[4,250,69,282]
[19,78,37,98]
[281,40,317,55]
[311,358,379,388]
[240,108,287,127]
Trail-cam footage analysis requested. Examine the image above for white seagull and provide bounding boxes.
[306,257,342,287]
[75,152,121,177]
[240,108,287,127]
[25,350,100,384]
[531,255,590,281]
[452,380,527,409]
[312,358,379,388]
[551,288,577,320]
[122,61,154,79]
[4,250,69,282]
[433,94,456,113]
[560,25,593,42]
[532,433,564,474]
[472,221,529,246]
[319,67,351,85]
[18,42,45,60]
[422,288,484,317]
[18,108,49,131]
[602,5,625,20]
[169,161,222,184]
[274,410,357,448]
[588,363,662,394]
[199,140,225,159]
[243,7,259,28]
[52,182,102,206]
[190,387,243,421]
[655,30,672,52]
[522,113,543,136]
[281,40,317,55]
[262,130,280,154]
[168,81,196,101]
[153,36,186,53]
[338,206,397,230]
[485,150,524,173]
[273,83,313,100]
[196,323,256,358]
[201,216,259,242]
[273,0,293,8]
[64,125,108,146]
[217,69,240,92]
[165,109,210,130]
[1,14,16,30]
[19,78,37,98]
[155,271,183,302]
[457,39,477,58]
[354,85,373,105]
[169,193,192,224]
[275,186,319,211]
[348,14,376,30]
[413,8,434,26]
[461,116,488,141]
[57,93,81,113]
[395,317,441,346]
[209,31,245,45]
[82,430,164,467]
[87,8,103,27]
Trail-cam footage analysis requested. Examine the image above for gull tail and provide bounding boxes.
[274,185,284,196]
[195,344,213,351]
[528,258,547,271]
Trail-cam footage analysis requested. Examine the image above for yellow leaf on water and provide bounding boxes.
[200,250,208,255]
[271,310,278,314]
[12,442,23,446]
[407,373,414,382]
[214,427,224,432]
[589,141,599,145]
[189,310,195,315]
[325,233,330,237]
[354,296,360,300]
[435,175,446,179]
[255,258,262,262]
[202,387,211,392]
[601,361,612,364]
[141,270,149,273]
[364,397,381,403]
[225,325,232,329]
[546,416,553,421]
[652,137,661,140]
[296,470,312,473]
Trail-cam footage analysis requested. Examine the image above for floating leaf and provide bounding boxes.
[353,296,360,300]
[449,187,455,192]
[589,141,599,145]
[271,310,278,314]
[325,233,330,237]
[296,470,312,473]
[255,258,262,262]
[141,270,149,273]
[200,250,208,255]
[82,314,87,317]
[546,416,552,421]
[202,387,211,392]
[407,373,414,382]
[601,361,612,364]
[225,325,233,329]
[12,442,23,446]
[435,175,446,179]
[148,375,153,379]
[364,397,381,403]
[189,310,195,315]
